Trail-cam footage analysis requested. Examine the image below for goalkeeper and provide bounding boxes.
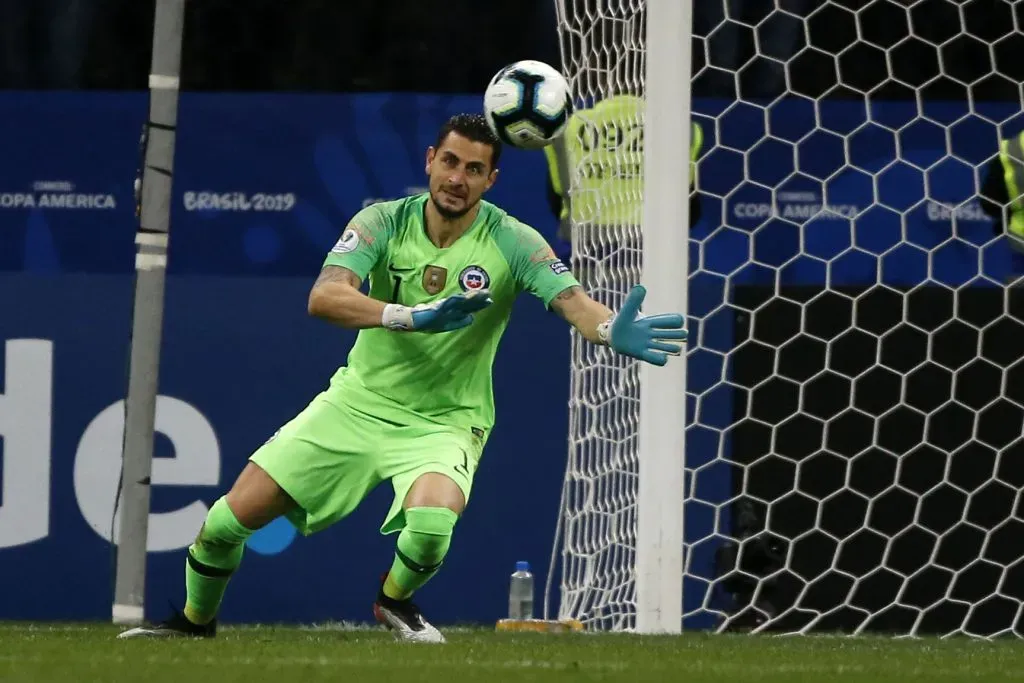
[118,114,686,644]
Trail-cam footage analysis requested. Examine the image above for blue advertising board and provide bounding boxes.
[0,92,1016,627]
[0,273,572,626]
[4,93,1016,282]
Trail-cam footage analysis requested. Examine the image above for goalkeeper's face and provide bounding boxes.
[426,132,498,220]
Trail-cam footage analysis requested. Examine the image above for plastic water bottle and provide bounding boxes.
[508,560,534,620]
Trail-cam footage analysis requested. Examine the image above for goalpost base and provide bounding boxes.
[495,619,584,633]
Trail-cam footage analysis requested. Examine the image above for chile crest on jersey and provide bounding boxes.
[458,265,490,292]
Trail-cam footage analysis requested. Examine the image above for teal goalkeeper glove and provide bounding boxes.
[382,289,493,332]
[597,285,687,366]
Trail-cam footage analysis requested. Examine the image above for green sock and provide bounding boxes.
[183,497,253,624]
[383,507,459,601]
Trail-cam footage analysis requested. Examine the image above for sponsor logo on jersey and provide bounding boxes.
[346,222,376,246]
[459,265,490,292]
[550,260,570,276]
[423,265,448,295]
[331,228,359,254]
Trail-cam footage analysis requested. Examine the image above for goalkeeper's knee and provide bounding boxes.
[188,496,253,575]
[396,507,459,574]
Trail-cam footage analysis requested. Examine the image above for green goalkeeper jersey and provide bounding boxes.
[321,193,579,436]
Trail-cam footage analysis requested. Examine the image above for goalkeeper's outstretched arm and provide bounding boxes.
[550,285,613,344]
[309,265,493,333]
[551,284,687,367]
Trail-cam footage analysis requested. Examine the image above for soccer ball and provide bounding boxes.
[483,60,571,150]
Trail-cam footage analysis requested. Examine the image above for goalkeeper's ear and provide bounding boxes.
[484,167,499,192]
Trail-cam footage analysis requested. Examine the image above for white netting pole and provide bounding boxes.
[636,0,692,634]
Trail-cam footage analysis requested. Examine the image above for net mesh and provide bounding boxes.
[552,0,648,632]
[551,0,1024,636]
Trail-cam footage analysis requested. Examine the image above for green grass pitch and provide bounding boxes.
[2,623,1022,682]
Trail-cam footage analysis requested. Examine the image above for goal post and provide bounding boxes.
[549,0,693,633]
[552,0,1024,637]
[113,0,187,625]
[636,0,693,634]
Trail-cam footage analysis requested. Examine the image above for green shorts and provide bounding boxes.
[249,390,482,536]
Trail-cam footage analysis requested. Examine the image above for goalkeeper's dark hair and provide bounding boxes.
[436,113,502,168]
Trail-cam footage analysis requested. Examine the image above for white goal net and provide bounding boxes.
[550,0,1024,637]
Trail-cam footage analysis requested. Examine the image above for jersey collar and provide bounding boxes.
[418,193,489,250]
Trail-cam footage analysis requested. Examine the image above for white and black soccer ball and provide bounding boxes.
[483,60,571,150]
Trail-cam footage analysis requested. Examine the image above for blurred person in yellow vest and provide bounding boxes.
[979,131,1024,280]
[542,15,704,263]
[542,63,704,260]
[545,115,703,242]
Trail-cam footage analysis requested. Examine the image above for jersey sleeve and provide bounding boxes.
[497,219,580,307]
[322,203,393,279]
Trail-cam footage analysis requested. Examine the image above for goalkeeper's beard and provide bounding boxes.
[430,190,478,220]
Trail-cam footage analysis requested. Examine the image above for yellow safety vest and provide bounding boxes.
[999,132,1024,246]
[545,95,703,225]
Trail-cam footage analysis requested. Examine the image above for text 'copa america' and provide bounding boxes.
[0,181,116,210]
